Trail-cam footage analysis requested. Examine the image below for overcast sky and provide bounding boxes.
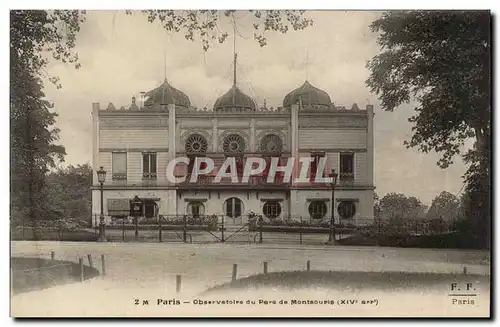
[43,10,470,205]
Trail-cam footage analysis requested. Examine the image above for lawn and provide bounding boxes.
[203,270,490,294]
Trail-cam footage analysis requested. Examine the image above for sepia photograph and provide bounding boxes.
[9,8,491,318]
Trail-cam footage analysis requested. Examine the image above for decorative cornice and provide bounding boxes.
[99,111,169,116]
[99,148,169,152]
[298,115,368,128]
[99,117,169,129]
[299,148,367,153]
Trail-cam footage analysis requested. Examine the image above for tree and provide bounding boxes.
[366,11,490,247]
[10,10,85,223]
[378,193,427,221]
[46,164,92,223]
[426,191,460,224]
[131,10,313,51]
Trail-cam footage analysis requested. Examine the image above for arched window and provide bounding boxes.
[186,134,208,154]
[308,201,327,219]
[224,197,243,218]
[260,134,283,154]
[263,201,282,219]
[223,134,246,154]
[338,201,356,219]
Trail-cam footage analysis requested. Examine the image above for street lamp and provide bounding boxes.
[328,169,338,244]
[97,166,107,242]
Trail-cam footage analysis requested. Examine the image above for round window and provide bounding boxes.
[186,134,208,154]
[224,197,243,218]
[223,134,246,153]
[263,201,282,219]
[260,134,283,154]
[308,201,327,219]
[338,201,356,219]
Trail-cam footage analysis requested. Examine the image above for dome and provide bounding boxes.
[213,85,256,111]
[282,80,332,109]
[143,79,191,108]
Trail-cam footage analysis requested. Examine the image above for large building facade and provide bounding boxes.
[91,76,375,226]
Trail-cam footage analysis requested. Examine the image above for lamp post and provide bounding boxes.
[97,166,107,242]
[328,169,338,244]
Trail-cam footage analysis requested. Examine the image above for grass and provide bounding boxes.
[338,231,485,249]
[203,270,490,294]
[11,227,99,242]
[11,257,100,295]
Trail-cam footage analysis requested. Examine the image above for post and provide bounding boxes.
[99,181,106,242]
[122,217,125,242]
[183,215,187,243]
[232,264,237,282]
[263,261,268,274]
[135,216,139,241]
[258,216,263,243]
[329,182,335,243]
[307,260,311,272]
[463,266,468,275]
[159,216,162,242]
[87,254,93,268]
[221,215,225,243]
[299,223,303,244]
[176,275,181,293]
[51,251,55,260]
[101,254,106,276]
[79,258,84,282]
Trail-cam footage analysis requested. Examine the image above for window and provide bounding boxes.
[187,201,205,218]
[340,152,354,180]
[338,201,356,219]
[223,134,246,154]
[309,152,325,182]
[186,134,208,154]
[308,201,327,219]
[143,152,157,179]
[224,197,243,218]
[263,201,282,219]
[260,134,283,154]
[144,200,157,218]
[112,152,127,180]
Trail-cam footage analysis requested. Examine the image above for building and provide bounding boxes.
[91,57,375,226]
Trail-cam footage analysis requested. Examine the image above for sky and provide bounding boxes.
[43,10,471,205]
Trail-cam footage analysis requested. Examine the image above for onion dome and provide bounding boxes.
[213,85,256,111]
[282,80,332,109]
[143,79,191,108]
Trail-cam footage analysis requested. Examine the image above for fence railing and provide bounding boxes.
[12,215,457,245]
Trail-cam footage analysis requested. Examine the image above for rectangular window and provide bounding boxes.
[143,152,157,179]
[340,152,354,180]
[112,152,127,180]
[310,152,325,181]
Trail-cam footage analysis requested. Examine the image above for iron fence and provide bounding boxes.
[11,214,457,245]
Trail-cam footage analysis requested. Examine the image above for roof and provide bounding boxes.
[282,80,332,109]
[143,79,191,108]
[213,85,256,111]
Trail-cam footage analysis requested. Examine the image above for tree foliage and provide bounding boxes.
[129,10,313,51]
[10,10,85,222]
[378,192,428,221]
[426,191,460,222]
[367,11,490,168]
[366,11,491,247]
[46,164,93,222]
